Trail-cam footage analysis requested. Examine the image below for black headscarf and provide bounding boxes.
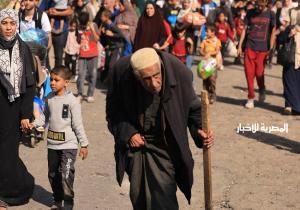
[133,1,167,51]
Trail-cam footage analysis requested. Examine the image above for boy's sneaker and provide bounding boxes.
[258,90,266,102]
[86,96,95,103]
[245,99,254,109]
[218,65,224,71]
[36,126,45,132]
[50,201,62,210]
[283,107,292,115]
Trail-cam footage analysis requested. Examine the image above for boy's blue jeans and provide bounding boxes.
[77,57,98,97]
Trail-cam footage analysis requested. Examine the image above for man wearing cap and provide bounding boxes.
[106,48,214,210]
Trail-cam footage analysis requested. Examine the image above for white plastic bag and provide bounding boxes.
[225,40,237,57]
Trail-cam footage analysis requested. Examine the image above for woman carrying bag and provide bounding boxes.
[279,2,300,114]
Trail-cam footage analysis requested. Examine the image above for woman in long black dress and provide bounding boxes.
[133,1,167,51]
[281,5,300,114]
[0,9,36,209]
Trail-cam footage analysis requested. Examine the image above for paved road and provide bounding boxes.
[12,59,300,210]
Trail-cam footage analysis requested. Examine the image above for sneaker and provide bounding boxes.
[258,90,266,102]
[218,65,224,71]
[77,95,83,103]
[36,126,45,132]
[283,107,292,115]
[86,96,95,103]
[245,99,254,109]
[50,201,62,210]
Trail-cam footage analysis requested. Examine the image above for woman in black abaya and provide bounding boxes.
[0,9,36,209]
[133,1,167,51]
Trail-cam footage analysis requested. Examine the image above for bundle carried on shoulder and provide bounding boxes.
[182,12,206,28]
[20,28,48,64]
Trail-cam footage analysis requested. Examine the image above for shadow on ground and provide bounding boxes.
[237,131,300,154]
[32,185,53,207]
[95,78,108,94]
[225,64,282,79]
[216,95,283,114]
[232,86,283,98]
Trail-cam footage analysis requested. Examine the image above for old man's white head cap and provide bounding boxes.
[130,48,160,74]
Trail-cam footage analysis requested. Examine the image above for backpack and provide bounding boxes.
[19,7,43,30]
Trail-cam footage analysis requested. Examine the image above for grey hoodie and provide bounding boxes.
[34,91,89,150]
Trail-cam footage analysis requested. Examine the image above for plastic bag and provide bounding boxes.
[225,40,237,57]
[20,28,48,62]
[20,28,48,48]
[197,57,217,79]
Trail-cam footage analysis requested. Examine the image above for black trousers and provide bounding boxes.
[127,140,179,210]
[48,149,77,206]
[65,53,77,76]
[52,32,67,68]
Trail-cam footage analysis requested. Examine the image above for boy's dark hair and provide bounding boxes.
[175,22,190,32]
[206,24,216,33]
[78,12,90,26]
[51,66,72,80]
[101,9,112,19]
[69,18,78,26]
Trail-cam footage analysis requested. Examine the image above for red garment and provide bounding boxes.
[215,22,234,43]
[234,17,245,37]
[244,48,268,99]
[163,20,173,44]
[172,38,187,63]
[79,30,99,58]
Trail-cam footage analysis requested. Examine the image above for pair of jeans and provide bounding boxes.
[77,57,98,97]
[52,32,67,68]
[48,149,77,207]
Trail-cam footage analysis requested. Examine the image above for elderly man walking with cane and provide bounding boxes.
[106,48,214,210]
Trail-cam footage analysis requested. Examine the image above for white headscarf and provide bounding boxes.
[0,9,19,40]
[0,9,23,102]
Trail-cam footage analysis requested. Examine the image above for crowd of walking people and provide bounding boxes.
[0,0,300,209]
[2,0,299,112]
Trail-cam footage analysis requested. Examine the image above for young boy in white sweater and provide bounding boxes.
[31,66,89,210]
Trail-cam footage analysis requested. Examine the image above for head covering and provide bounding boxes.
[133,1,167,51]
[115,0,138,43]
[0,9,35,102]
[130,48,160,72]
[0,9,19,40]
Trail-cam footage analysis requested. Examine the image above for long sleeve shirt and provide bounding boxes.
[33,91,89,150]
[216,22,234,43]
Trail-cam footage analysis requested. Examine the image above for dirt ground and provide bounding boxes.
[11,57,300,210]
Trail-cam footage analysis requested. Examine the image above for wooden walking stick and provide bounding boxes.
[201,90,212,210]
